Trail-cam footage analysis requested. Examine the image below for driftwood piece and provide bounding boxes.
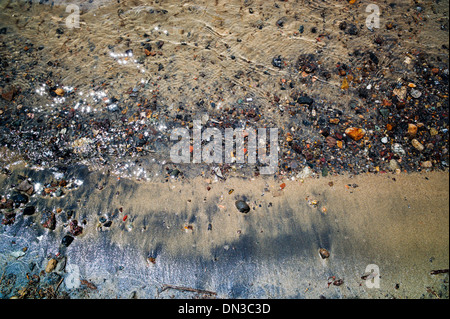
[158,284,217,297]
[430,269,449,275]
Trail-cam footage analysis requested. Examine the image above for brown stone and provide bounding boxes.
[408,124,418,136]
[345,127,365,141]
[45,259,58,273]
[319,248,330,259]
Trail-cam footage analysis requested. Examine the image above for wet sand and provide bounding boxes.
[0,162,448,298]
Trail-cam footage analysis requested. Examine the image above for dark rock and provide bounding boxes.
[15,179,34,195]
[297,96,314,106]
[347,24,359,35]
[61,235,74,247]
[0,199,13,210]
[272,56,283,69]
[103,220,112,227]
[235,200,250,213]
[41,211,56,230]
[69,220,83,236]
[23,206,36,216]
[11,193,29,207]
[369,52,379,65]
[339,21,347,31]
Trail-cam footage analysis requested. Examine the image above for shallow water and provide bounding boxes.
[1,0,449,179]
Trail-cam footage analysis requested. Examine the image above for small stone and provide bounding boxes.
[235,200,250,214]
[23,206,36,216]
[41,211,56,230]
[272,56,283,68]
[347,24,358,35]
[430,128,438,136]
[421,161,433,168]
[297,96,314,106]
[411,139,424,151]
[381,137,388,144]
[389,159,400,171]
[54,88,65,96]
[319,248,330,259]
[15,179,34,195]
[297,166,313,179]
[408,124,418,136]
[410,89,422,99]
[11,193,29,206]
[392,143,406,156]
[345,127,366,141]
[69,220,83,236]
[45,259,58,273]
[61,235,74,247]
[325,136,337,148]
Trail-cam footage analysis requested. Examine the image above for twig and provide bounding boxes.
[55,277,64,293]
[159,284,217,296]
[430,269,449,275]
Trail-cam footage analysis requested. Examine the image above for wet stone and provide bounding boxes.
[235,200,250,214]
[23,205,36,216]
[45,258,58,273]
[11,193,29,207]
[41,211,56,230]
[297,96,314,106]
[272,56,284,69]
[61,235,74,247]
[319,248,330,259]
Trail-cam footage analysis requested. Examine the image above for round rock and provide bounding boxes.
[235,200,250,214]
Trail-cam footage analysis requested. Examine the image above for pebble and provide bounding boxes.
[345,127,366,141]
[430,128,438,136]
[297,96,314,106]
[410,89,422,98]
[319,248,330,259]
[389,159,400,171]
[408,124,418,136]
[235,200,250,214]
[421,161,433,168]
[62,235,74,247]
[392,143,406,156]
[411,139,425,152]
[23,205,36,216]
[45,258,58,273]
[381,137,388,144]
[41,211,56,230]
[11,193,29,206]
